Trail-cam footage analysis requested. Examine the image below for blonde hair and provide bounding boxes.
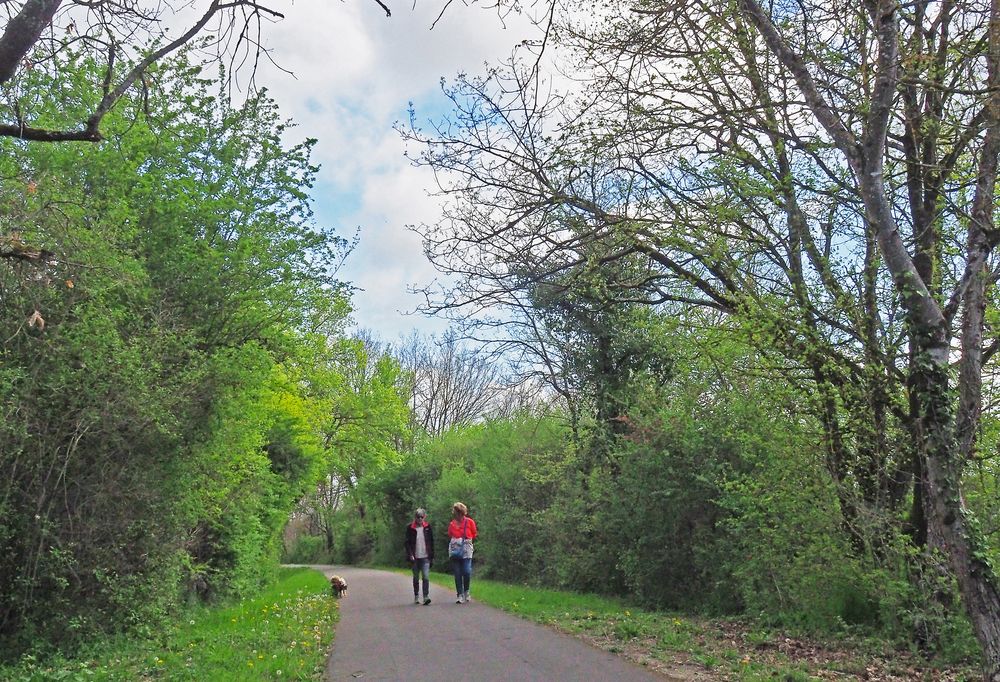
[452,502,468,516]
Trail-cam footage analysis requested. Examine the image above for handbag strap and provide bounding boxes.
[460,517,468,545]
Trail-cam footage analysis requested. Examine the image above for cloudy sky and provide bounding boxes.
[249,1,539,340]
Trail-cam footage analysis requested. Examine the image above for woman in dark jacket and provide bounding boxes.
[404,508,434,604]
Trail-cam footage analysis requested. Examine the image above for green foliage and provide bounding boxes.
[326,510,379,565]
[344,320,981,667]
[706,378,871,628]
[0,53,355,660]
[0,567,337,681]
[414,571,973,680]
[603,398,743,612]
[325,341,411,485]
[357,412,575,576]
[283,535,331,565]
[874,547,981,661]
[281,336,412,568]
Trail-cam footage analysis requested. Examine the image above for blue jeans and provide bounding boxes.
[451,557,472,595]
[411,558,430,597]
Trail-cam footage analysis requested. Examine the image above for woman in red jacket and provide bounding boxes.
[447,502,477,603]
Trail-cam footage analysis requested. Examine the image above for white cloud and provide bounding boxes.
[245,0,537,339]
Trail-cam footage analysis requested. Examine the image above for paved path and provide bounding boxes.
[313,565,673,681]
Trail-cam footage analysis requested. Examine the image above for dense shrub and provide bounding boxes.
[0,58,348,660]
[335,336,983,665]
[284,535,333,565]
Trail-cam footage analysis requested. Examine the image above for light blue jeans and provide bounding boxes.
[452,557,472,595]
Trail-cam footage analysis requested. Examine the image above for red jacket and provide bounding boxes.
[447,517,477,540]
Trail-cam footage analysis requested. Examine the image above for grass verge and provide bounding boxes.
[416,568,978,681]
[0,567,338,681]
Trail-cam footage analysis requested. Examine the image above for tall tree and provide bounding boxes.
[324,337,410,499]
[394,329,510,436]
[404,0,1000,674]
[0,57,350,652]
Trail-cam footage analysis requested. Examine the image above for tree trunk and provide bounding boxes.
[740,0,1000,672]
[917,345,1000,680]
[0,0,62,86]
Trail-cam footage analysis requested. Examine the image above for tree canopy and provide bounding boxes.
[403,0,1000,675]
[0,53,381,654]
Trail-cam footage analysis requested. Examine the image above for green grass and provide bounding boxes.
[1,567,339,681]
[413,568,974,681]
[419,570,701,662]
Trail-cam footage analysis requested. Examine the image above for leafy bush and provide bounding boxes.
[0,55,348,660]
[283,535,332,564]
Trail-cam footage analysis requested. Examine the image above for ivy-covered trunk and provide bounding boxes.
[916,336,1000,680]
[742,0,1000,673]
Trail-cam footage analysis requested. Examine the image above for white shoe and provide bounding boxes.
[456,595,464,604]
[464,592,471,603]
[414,597,420,604]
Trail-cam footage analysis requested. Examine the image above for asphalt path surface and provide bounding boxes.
[314,565,673,682]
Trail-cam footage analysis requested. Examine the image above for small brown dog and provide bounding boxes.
[330,574,348,598]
